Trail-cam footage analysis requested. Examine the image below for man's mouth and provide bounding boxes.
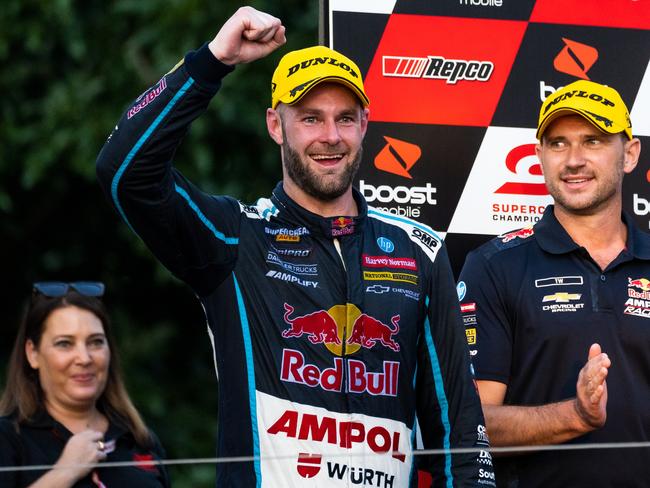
[311,153,344,165]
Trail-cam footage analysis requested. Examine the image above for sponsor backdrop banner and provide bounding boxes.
[323,0,650,275]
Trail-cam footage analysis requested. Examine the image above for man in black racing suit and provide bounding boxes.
[96,6,494,487]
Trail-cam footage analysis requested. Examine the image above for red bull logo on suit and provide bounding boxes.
[281,303,401,356]
[280,303,402,395]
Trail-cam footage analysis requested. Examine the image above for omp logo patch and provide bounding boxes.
[553,38,598,80]
[374,136,422,179]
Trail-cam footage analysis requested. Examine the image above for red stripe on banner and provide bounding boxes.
[530,0,650,29]
[364,15,528,127]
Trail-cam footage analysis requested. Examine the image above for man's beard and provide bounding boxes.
[546,154,625,216]
[283,141,362,202]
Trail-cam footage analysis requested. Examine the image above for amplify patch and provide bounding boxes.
[374,136,421,179]
[363,271,418,285]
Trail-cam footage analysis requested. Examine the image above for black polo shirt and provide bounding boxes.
[0,410,170,487]
[459,205,650,487]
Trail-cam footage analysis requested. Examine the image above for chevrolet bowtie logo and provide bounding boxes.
[543,293,581,303]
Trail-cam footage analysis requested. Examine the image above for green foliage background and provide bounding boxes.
[0,1,318,486]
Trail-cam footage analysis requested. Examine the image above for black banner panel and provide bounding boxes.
[325,0,650,275]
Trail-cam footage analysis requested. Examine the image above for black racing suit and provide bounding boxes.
[96,43,494,488]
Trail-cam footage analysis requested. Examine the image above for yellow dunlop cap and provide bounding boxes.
[271,45,369,109]
[537,79,632,140]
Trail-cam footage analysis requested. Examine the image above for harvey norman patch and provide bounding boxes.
[362,254,417,271]
[363,271,418,286]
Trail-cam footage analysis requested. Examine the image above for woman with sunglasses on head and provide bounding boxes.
[0,282,170,487]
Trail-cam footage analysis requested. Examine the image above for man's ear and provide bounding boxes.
[25,340,39,369]
[535,143,544,175]
[266,108,284,145]
[623,137,641,174]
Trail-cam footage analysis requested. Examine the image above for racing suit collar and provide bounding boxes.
[535,204,650,260]
[271,182,367,239]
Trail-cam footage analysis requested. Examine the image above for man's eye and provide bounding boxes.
[303,117,317,124]
[55,341,72,348]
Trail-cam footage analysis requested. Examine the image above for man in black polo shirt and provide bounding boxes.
[459,79,647,487]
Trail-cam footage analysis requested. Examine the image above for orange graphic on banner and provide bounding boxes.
[553,38,598,80]
[374,136,422,179]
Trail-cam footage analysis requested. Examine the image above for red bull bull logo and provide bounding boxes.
[499,226,534,243]
[281,303,401,356]
[282,303,341,345]
[628,277,650,292]
[347,314,400,352]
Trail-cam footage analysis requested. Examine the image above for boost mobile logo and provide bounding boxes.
[553,38,598,80]
[383,55,493,84]
[374,136,421,179]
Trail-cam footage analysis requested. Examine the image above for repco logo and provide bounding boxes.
[287,57,359,79]
[359,180,437,205]
[383,55,493,84]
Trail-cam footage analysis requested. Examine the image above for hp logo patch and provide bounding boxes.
[376,237,395,253]
[456,281,467,301]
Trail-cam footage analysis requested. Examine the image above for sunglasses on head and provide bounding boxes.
[33,281,105,298]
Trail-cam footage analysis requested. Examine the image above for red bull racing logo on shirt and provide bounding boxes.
[625,277,650,318]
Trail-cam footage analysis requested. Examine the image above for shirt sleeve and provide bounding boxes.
[458,248,513,384]
[416,244,495,487]
[148,431,171,488]
[0,418,21,487]
[96,44,240,296]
